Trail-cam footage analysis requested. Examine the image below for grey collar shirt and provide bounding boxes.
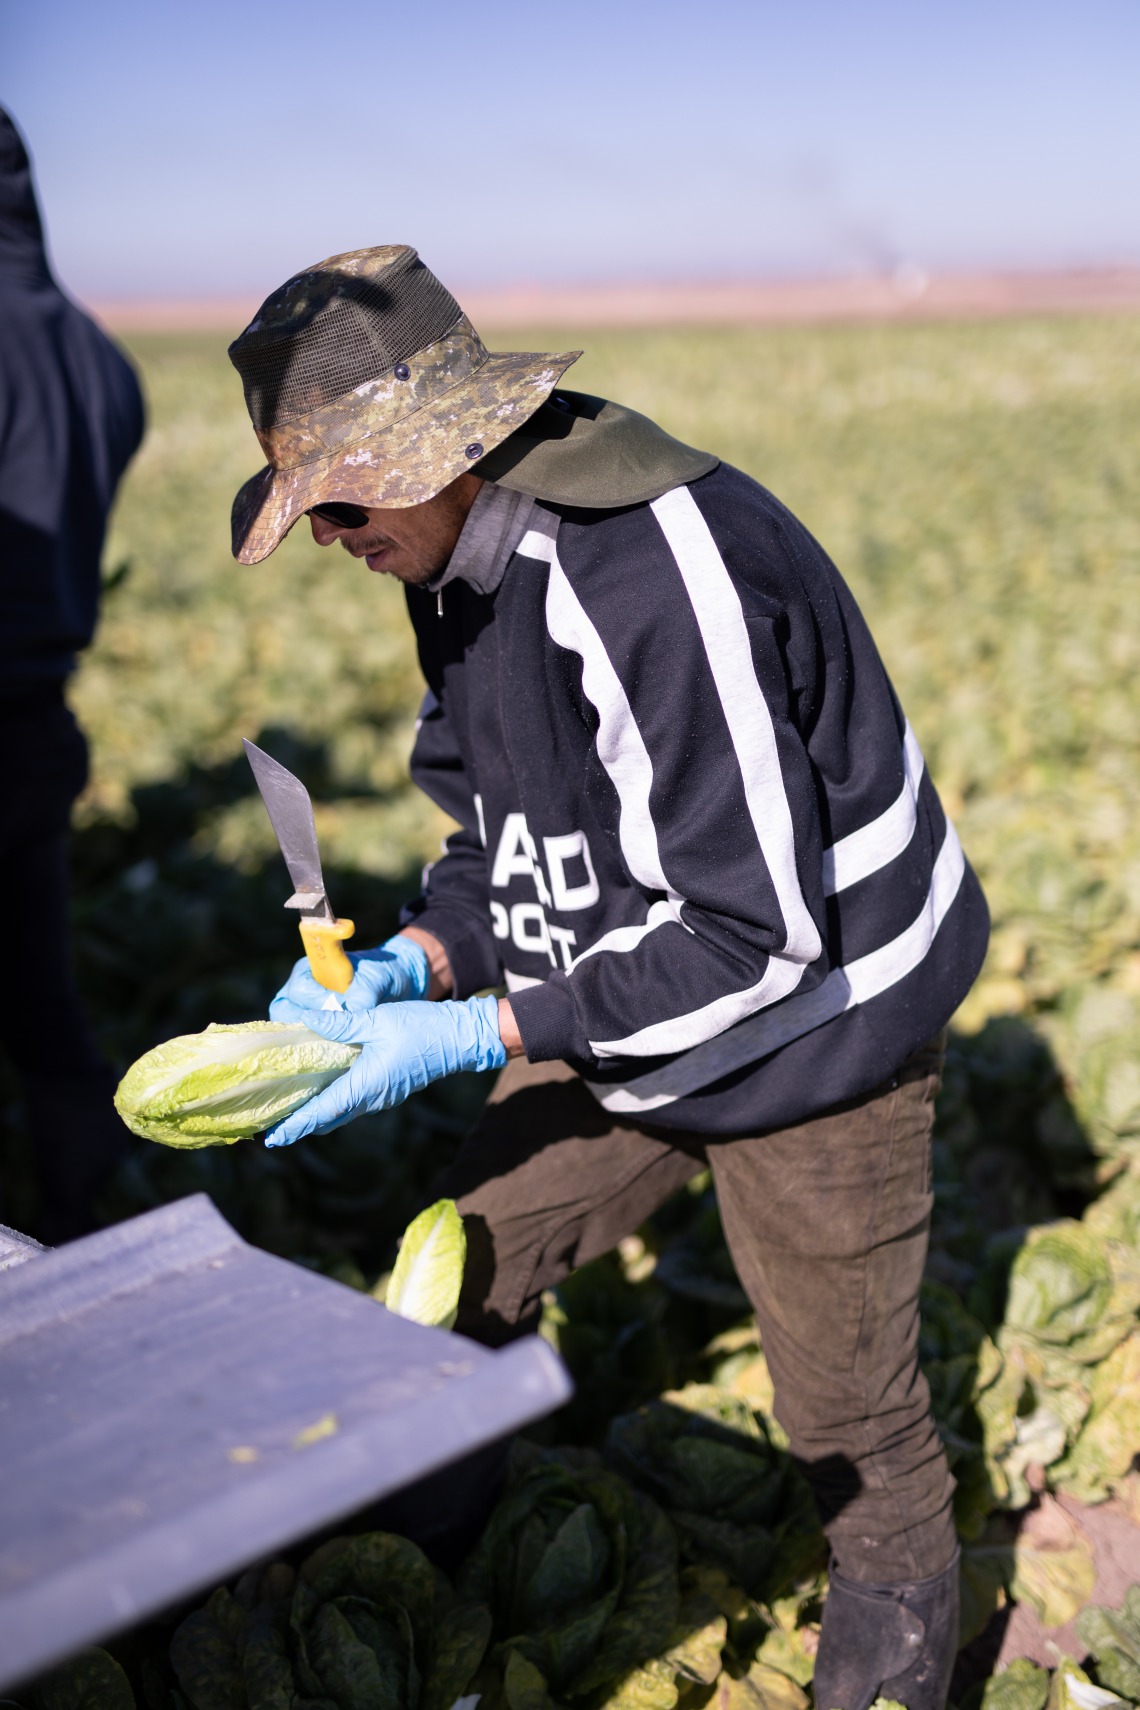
[427,482,540,598]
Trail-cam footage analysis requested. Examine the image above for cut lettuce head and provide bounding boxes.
[114,1022,360,1148]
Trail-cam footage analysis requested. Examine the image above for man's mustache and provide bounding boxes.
[341,531,396,557]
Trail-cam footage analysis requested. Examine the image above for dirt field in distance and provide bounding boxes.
[89,266,1140,335]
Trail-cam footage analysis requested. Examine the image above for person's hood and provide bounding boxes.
[0,108,52,288]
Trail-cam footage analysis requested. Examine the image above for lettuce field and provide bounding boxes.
[4,310,1140,1707]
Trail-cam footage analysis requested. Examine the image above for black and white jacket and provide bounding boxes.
[401,462,989,1135]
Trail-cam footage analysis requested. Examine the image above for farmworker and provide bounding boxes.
[0,110,145,1240]
[228,246,990,1710]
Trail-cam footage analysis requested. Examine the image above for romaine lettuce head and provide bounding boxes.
[114,1021,360,1148]
[606,1385,823,1601]
[1076,1585,1140,1703]
[977,1655,1050,1710]
[12,1645,136,1709]
[1052,1332,1140,1503]
[458,1447,679,1704]
[170,1534,490,1710]
[1003,1222,1114,1349]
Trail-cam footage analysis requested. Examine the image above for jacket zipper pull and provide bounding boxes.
[437,589,444,618]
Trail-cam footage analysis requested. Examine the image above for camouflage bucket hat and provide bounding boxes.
[228,244,581,564]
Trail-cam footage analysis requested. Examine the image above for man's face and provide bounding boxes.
[308,473,483,585]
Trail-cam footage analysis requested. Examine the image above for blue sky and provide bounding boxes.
[3,0,1138,299]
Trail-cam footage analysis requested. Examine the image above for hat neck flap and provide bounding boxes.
[471,391,718,509]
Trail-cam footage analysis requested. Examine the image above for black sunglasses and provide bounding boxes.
[307,501,371,530]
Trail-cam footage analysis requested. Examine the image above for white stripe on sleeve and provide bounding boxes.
[569,900,687,970]
[589,819,965,1111]
[823,723,925,896]
[588,959,814,1057]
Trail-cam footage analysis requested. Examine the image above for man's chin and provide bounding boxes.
[366,552,437,587]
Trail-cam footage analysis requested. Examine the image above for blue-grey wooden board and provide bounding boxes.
[0,1194,571,1692]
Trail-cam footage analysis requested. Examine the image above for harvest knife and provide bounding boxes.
[242,738,355,994]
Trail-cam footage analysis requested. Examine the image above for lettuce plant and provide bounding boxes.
[4,1647,136,1709]
[970,1217,1140,1509]
[170,1536,489,1710]
[1077,1588,1140,1703]
[457,1447,679,1707]
[605,1386,822,1604]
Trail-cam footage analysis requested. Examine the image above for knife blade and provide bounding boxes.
[243,739,355,994]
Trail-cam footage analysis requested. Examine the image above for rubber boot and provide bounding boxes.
[812,1550,960,1710]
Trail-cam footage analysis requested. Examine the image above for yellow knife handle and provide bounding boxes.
[298,917,356,993]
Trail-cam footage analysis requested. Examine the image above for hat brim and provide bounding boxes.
[232,348,580,564]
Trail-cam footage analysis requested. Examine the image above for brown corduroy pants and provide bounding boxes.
[432,1032,957,1585]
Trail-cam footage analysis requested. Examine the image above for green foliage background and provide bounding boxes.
[4,311,1140,1702]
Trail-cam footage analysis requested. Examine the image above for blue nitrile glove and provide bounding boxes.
[270,934,430,1016]
[263,994,507,1147]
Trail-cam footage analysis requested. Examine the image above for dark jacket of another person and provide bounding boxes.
[0,109,144,691]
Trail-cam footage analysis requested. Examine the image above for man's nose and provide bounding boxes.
[309,513,345,547]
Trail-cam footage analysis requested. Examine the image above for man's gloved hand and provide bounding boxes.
[271,933,430,1016]
[263,994,506,1147]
